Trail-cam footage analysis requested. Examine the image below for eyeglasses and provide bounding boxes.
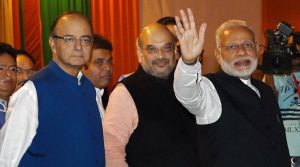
[17,67,35,75]
[218,41,257,53]
[143,43,175,54]
[0,65,17,75]
[52,35,94,46]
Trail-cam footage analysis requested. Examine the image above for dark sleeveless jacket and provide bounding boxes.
[121,65,199,167]
[196,71,290,167]
[19,61,105,167]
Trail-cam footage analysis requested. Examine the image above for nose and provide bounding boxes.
[155,49,166,59]
[102,62,112,71]
[236,45,247,56]
[73,38,83,50]
[6,69,16,78]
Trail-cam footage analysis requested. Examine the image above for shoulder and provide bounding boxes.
[30,66,54,84]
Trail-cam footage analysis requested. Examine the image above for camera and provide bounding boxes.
[261,21,295,74]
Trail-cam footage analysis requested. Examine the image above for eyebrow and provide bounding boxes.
[55,34,92,37]
[0,64,16,67]
[145,42,174,47]
[94,56,113,61]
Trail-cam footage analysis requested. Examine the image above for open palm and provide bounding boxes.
[174,8,206,64]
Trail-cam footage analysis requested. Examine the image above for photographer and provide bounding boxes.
[264,31,300,167]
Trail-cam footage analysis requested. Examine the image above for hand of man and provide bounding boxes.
[174,8,206,65]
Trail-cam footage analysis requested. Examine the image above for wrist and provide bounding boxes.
[182,58,198,66]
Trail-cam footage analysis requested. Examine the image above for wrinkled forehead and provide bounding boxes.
[221,27,255,43]
[54,15,93,36]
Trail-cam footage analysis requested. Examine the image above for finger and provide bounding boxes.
[175,16,185,35]
[198,23,207,47]
[180,9,190,30]
[187,8,196,31]
[174,25,182,40]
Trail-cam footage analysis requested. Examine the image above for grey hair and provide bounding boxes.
[215,20,255,47]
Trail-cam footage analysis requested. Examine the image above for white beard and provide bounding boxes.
[219,55,258,78]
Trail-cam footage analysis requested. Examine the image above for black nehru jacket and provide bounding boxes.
[121,65,200,167]
[196,71,290,167]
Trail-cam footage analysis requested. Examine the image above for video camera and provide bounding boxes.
[261,21,295,74]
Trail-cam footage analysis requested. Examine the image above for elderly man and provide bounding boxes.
[104,23,199,167]
[0,12,105,167]
[173,9,290,167]
[0,43,17,129]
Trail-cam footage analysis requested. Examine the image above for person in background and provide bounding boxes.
[82,34,113,117]
[157,16,204,63]
[173,8,290,167]
[103,23,199,167]
[157,16,182,61]
[156,16,178,36]
[15,49,35,91]
[0,11,105,167]
[264,31,300,167]
[0,43,17,129]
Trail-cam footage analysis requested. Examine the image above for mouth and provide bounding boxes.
[100,75,112,80]
[0,79,13,86]
[72,54,84,57]
[233,59,251,70]
[153,59,169,67]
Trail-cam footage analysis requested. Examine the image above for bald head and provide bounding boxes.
[50,11,93,37]
[138,23,176,49]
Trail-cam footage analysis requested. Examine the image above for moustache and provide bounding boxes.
[152,58,169,65]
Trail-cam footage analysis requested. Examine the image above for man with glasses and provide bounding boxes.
[14,50,35,91]
[103,23,199,167]
[173,9,290,167]
[0,43,17,129]
[0,12,105,167]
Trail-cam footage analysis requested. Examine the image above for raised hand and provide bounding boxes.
[174,8,206,64]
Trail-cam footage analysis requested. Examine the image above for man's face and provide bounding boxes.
[83,48,113,89]
[139,28,176,79]
[15,54,35,90]
[0,53,16,100]
[216,27,258,79]
[49,15,93,75]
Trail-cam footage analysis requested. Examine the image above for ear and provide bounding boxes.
[136,38,143,63]
[49,37,56,54]
[214,48,221,64]
[137,46,143,63]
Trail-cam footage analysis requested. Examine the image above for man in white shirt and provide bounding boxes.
[173,8,290,167]
[14,49,35,91]
[82,34,113,118]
